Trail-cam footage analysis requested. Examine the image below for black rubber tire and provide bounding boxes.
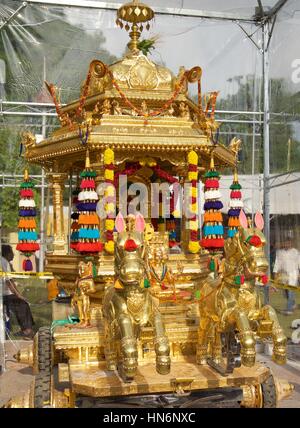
[37,327,52,373]
[261,374,277,408]
[34,372,52,408]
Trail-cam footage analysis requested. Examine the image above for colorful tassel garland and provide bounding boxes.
[201,153,224,252]
[17,169,39,271]
[72,150,102,254]
[227,169,243,239]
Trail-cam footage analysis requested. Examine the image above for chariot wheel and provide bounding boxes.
[261,374,277,408]
[33,372,52,408]
[241,374,277,408]
[36,326,52,373]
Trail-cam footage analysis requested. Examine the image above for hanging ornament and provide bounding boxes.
[187,150,200,254]
[201,152,224,251]
[16,169,40,271]
[104,148,115,254]
[227,168,244,238]
[74,150,103,253]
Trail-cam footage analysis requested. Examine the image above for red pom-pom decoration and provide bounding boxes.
[205,179,219,189]
[124,239,138,252]
[230,191,242,199]
[261,274,268,285]
[247,235,262,247]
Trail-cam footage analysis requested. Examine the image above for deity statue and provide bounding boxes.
[70,261,97,328]
[95,99,111,116]
[178,102,190,119]
[140,100,149,115]
[112,100,123,115]
[167,103,175,116]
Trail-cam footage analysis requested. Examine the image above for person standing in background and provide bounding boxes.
[273,239,300,315]
[1,244,34,339]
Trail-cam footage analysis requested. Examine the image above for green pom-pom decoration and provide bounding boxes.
[230,183,242,190]
[144,278,151,288]
[20,181,34,189]
[204,170,220,179]
[80,170,97,178]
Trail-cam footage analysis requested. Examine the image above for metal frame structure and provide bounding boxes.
[0,0,297,282]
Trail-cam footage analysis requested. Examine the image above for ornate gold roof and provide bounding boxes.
[23,0,237,173]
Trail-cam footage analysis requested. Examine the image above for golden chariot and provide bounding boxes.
[9,0,294,408]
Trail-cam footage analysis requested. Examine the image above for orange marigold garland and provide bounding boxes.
[74,150,103,253]
[187,150,200,253]
[227,168,244,238]
[201,153,224,252]
[16,169,39,271]
[104,148,115,254]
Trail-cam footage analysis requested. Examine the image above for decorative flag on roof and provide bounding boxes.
[16,169,40,271]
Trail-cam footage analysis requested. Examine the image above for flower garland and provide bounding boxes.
[201,153,224,252]
[106,66,187,123]
[104,148,115,254]
[16,169,40,271]
[187,150,200,253]
[227,168,244,238]
[74,150,103,253]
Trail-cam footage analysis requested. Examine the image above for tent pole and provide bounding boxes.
[263,21,271,304]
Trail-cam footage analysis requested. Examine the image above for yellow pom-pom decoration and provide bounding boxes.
[105,219,115,231]
[104,169,114,181]
[188,171,198,181]
[190,186,198,198]
[188,150,198,165]
[189,220,198,231]
[190,203,198,214]
[104,148,114,165]
[188,241,200,253]
[104,185,115,197]
[105,241,114,254]
[105,203,115,213]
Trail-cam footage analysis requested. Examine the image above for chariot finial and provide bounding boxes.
[85,149,90,168]
[116,1,155,53]
[210,151,215,169]
[24,168,29,181]
[233,167,238,183]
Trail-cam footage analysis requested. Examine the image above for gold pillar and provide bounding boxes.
[48,173,68,254]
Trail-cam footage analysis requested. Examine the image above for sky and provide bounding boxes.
[64,0,300,99]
